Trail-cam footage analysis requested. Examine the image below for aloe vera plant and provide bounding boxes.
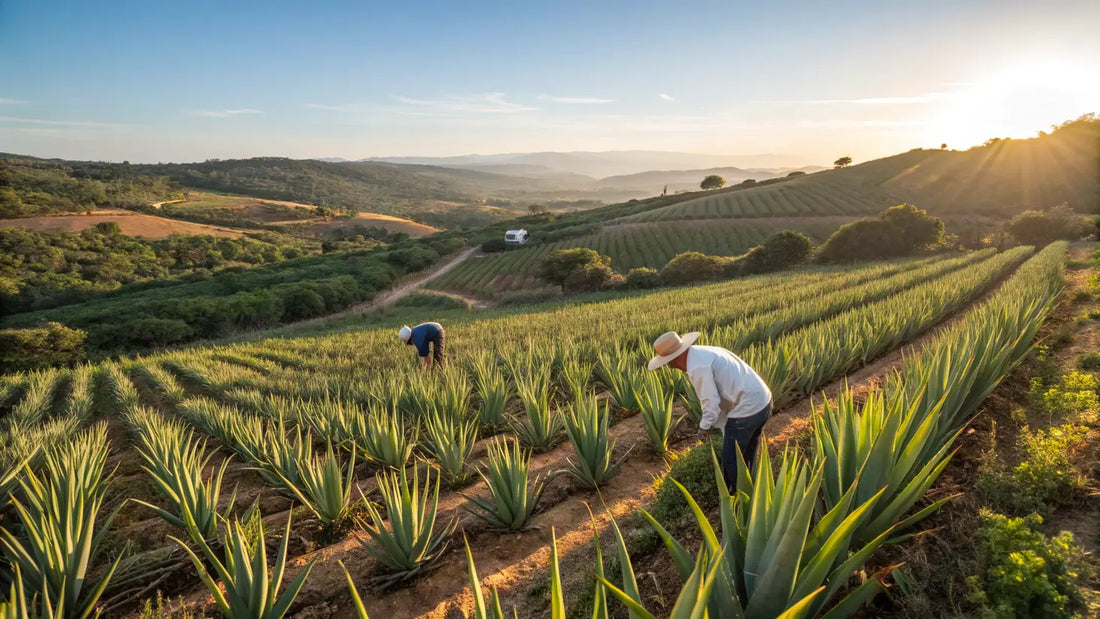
[558,355,593,400]
[512,369,564,451]
[465,438,546,530]
[0,427,123,619]
[274,442,356,527]
[641,444,894,619]
[636,374,682,454]
[422,408,480,486]
[596,352,641,413]
[562,395,621,488]
[359,465,456,585]
[127,406,234,542]
[174,515,313,619]
[339,561,372,619]
[351,410,415,470]
[471,354,512,429]
[464,537,512,619]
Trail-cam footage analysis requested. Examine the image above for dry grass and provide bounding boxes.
[0,211,244,238]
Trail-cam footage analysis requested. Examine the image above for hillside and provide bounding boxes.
[620,116,1099,224]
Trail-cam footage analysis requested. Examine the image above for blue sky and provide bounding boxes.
[1,0,1097,165]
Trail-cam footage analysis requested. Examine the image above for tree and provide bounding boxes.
[537,248,610,292]
[833,156,853,169]
[528,204,547,215]
[700,175,726,191]
[565,261,620,292]
[881,204,944,252]
[940,143,948,150]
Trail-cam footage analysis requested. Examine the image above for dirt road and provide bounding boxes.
[292,247,480,327]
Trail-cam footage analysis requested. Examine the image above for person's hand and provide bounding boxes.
[697,428,709,442]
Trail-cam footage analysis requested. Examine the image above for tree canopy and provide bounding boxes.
[700,175,726,190]
[833,156,853,169]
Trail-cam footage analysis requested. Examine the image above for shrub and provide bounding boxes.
[816,218,904,262]
[979,424,1087,515]
[881,204,945,252]
[625,267,660,289]
[394,290,472,311]
[1041,372,1099,416]
[538,248,604,290]
[480,238,508,253]
[816,204,945,262]
[1007,204,1092,247]
[660,251,728,285]
[649,443,720,526]
[729,230,814,275]
[966,511,1083,618]
[565,261,619,292]
[0,322,86,371]
[1076,353,1100,371]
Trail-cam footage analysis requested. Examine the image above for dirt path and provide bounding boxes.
[279,256,1029,618]
[291,247,480,328]
[149,199,184,209]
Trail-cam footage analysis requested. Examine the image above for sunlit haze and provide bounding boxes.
[1,0,1097,167]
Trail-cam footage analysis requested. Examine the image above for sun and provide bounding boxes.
[928,55,1100,149]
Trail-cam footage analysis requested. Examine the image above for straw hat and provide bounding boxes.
[398,325,412,342]
[647,331,700,370]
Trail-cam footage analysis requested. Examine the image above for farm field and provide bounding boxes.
[148,192,440,237]
[0,211,245,238]
[0,242,1070,618]
[432,216,855,296]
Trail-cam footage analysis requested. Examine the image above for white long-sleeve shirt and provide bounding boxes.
[686,345,772,431]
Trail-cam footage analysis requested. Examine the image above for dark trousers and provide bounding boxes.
[431,330,446,366]
[720,400,772,491]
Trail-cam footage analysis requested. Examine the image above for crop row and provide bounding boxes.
[0,245,1050,617]
[432,217,853,295]
[619,174,902,223]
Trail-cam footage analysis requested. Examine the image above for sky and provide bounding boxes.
[1,0,1098,166]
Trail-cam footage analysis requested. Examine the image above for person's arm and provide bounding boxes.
[693,367,722,441]
[420,356,431,371]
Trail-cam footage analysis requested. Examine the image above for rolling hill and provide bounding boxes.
[429,116,1098,298]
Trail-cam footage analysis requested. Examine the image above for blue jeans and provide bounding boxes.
[721,401,772,491]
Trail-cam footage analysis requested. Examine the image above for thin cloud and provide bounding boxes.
[0,116,120,128]
[537,94,615,104]
[304,102,365,112]
[0,98,29,105]
[802,92,951,105]
[658,93,675,101]
[393,93,537,114]
[192,108,265,118]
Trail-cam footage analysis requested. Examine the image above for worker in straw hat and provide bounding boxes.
[648,331,772,488]
[399,321,446,371]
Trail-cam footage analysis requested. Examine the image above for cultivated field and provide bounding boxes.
[0,242,1068,617]
[0,211,244,238]
[432,216,854,296]
[155,192,440,237]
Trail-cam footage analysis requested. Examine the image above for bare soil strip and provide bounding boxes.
[0,211,245,238]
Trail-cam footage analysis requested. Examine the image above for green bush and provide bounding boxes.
[728,230,814,275]
[979,424,1087,515]
[0,322,86,371]
[393,290,472,311]
[537,248,618,293]
[816,204,945,263]
[650,443,720,526]
[1041,372,1099,416]
[1076,353,1100,371]
[660,251,729,285]
[480,237,508,253]
[966,511,1083,618]
[1007,204,1093,247]
[625,267,660,289]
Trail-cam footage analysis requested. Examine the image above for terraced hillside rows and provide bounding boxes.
[0,243,1071,619]
[432,216,853,296]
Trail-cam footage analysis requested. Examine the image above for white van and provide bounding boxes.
[504,229,529,245]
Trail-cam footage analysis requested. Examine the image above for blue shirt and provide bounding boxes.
[410,322,443,357]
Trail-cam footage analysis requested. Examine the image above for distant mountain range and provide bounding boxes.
[325,150,824,180]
